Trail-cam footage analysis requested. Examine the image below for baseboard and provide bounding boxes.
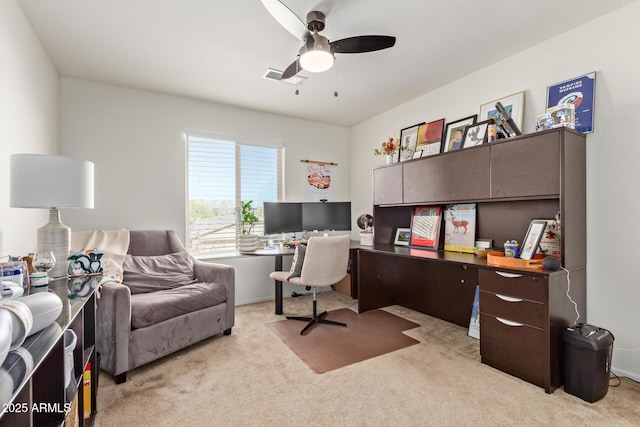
[612,366,640,383]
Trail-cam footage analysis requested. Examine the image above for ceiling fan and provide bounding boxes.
[261,0,396,80]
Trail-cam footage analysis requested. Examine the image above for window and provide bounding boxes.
[187,134,283,257]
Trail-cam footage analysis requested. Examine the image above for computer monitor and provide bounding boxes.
[263,202,303,234]
[302,202,352,231]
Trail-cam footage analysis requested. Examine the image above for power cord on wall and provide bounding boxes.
[561,267,581,327]
[561,267,640,386]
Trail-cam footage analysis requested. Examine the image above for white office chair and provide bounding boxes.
[270,235,350,335]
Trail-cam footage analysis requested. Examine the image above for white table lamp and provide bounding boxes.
[10,154,94,279]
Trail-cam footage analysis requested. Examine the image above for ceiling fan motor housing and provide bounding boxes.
[306,11,326,32]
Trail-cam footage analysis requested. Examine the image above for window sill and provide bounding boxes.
[192,252,260,262]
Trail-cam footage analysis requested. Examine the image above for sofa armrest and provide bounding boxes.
[96,281,132,376]
[193,260,235,324]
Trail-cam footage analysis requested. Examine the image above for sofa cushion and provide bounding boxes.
[130,282,227,329]
[123,252,197,294]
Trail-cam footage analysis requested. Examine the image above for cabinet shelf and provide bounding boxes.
[0,277,99,427]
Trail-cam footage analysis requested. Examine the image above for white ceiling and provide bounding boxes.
[18,0,636,127]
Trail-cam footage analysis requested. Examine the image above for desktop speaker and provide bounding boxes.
[542,256,561,272]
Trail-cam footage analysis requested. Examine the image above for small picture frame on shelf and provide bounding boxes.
[520,219,548,260]
[443,115,477,153]
[416,118,445,156]
[409,206,442,250]
[462,119,492,148]
[399,123,423,162]
[394,228,411,246]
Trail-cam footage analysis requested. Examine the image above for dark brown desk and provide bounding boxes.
[251,247,295,314]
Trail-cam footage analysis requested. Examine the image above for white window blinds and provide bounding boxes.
[187,134,283,256]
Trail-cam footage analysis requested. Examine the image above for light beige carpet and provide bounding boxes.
[268,308,420,373]
[94,291,640,427]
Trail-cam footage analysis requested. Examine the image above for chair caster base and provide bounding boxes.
[287,310,347,335]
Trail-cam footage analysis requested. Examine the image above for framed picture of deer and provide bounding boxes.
[444,203,476,253]
[409,206,442,250]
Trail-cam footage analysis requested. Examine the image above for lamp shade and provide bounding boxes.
[10,154,94,209]
[299,33,334,73]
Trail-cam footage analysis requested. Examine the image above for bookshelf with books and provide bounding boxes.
[0,276,99,426]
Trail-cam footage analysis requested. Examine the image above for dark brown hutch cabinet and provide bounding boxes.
[357,127,586,393]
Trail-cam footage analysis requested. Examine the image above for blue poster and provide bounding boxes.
[468,284,480,339]
[547,72,595,133]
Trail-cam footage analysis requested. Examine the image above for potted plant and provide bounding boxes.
[373,136,401,164]
[238,200,259,252]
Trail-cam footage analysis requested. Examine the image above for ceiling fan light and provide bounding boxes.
[300,50,334,72]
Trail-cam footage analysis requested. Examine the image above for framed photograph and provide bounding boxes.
[442,115,477,153]
[479,91,525,131]
[399,123,423,162]
[520,219,548,260]
[416,118,445,156]
[462,119,492,148]
[394,228,411,246]
[409,206,442,250]
[547,72,595,133]
[412,150,423,159]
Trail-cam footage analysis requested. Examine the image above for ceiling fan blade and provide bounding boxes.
[331,35,396,54]
[260,0,309,41]
[281,58,301,80]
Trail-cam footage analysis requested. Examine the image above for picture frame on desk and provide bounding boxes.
[534,216,561,258]
[520,219,548,260]
[409,206,442,250]
[394,228,411,246]
[443,203,476,253]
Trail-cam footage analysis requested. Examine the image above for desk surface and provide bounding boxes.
[253,247,295,256]
[252,239,364,257]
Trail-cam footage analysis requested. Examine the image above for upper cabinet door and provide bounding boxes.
[440,145,491,201]
[373,164,403,205]
[403,156,441,204]
[491,133,560,198]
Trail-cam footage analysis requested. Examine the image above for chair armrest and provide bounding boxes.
[96,281,132,376]
[193,260,235,323]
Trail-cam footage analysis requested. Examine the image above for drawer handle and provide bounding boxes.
[495,294,523,303]
[495,271,523,279]
[496,317,524,327]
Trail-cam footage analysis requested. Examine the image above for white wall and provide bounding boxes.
[350,3,640,380]
[0,0,59,256]
[59,78,350,304]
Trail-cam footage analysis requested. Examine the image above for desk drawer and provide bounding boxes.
[480,313,545,387]
[479,269,546,302]
[480,290,545,328]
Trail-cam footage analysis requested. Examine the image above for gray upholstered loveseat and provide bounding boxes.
[97,230,234,383]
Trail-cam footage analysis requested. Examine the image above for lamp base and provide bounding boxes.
[37,208,70,279]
